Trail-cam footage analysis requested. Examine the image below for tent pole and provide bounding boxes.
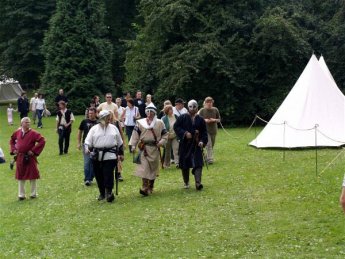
[315,125,318,176]
[283,121,286,161]
[254,115,257,146]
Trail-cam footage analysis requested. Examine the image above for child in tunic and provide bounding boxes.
[7,103,16,125]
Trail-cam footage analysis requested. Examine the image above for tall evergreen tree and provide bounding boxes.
[42,0,113,113]
[104,0,137,90]
[0,0,55,88]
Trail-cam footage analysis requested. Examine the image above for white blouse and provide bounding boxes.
[124,106,139,126]
[35,99,45,110]
[84,123,123,161]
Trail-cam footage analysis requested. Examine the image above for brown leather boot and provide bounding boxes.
[139,178,149,196]
[148,179,155,194]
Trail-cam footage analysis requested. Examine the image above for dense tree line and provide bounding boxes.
[0,0,344,122]
[0,0,55,88]
[41,0,114,112]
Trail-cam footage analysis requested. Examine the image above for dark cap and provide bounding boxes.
[175,98,184,104]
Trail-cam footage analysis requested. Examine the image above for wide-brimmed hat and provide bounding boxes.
[98,110,110,120]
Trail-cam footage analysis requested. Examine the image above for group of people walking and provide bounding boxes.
[6,90,345,214]
[7,89,222,203]
[7,91,48,127]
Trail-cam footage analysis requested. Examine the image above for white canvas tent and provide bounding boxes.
[319,55,336,84]
[0,78,23,104]
[250,54,345,148]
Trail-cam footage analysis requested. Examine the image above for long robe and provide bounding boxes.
[174,113,208,169]
[129,118,168,180]
[10,129,45,180]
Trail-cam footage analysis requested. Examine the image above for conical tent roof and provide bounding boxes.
[250,54,345,148]
[319,55,336,84]
[0,78,23,104]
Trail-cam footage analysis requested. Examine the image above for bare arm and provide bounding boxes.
[56,119,59,133]
[118,123,126,146]
[121,110,125,122]
[114,109,119,121]
[135,108,141,120]
[77,130,83,150]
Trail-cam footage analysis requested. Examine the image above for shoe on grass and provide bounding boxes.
[139,189,149,196]
[196,183,203,191]
[183,183,190,189]
[106,193,115,202]
[97,195,105,201]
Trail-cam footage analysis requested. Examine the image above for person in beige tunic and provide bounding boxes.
[97,93,119,122]
[129,103,168,196]
[198,96,221,164]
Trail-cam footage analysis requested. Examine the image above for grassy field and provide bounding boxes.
[0,105,345,258]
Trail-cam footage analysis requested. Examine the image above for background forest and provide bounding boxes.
[0,0,345,124]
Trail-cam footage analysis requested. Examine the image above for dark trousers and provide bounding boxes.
[182,167,202,185]
[20,112,28,119]
[126,125,135,152]
[36,109,43,127]
[92,159,117,196]
[125,126,135,142]
[58,128,71,154]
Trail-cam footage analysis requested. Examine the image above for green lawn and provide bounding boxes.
[0,106,345,258]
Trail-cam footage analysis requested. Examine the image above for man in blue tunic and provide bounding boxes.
[174,99,208,190]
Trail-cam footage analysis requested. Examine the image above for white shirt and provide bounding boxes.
[343,174,345,187]
[35,99,45,110]
[0,147,4,158]
[118,106,125,121]
[85,123,123,161]
[30,97,37,111]
[124,106,139,126]
[173,106,188,117]
[55,109,75,125]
